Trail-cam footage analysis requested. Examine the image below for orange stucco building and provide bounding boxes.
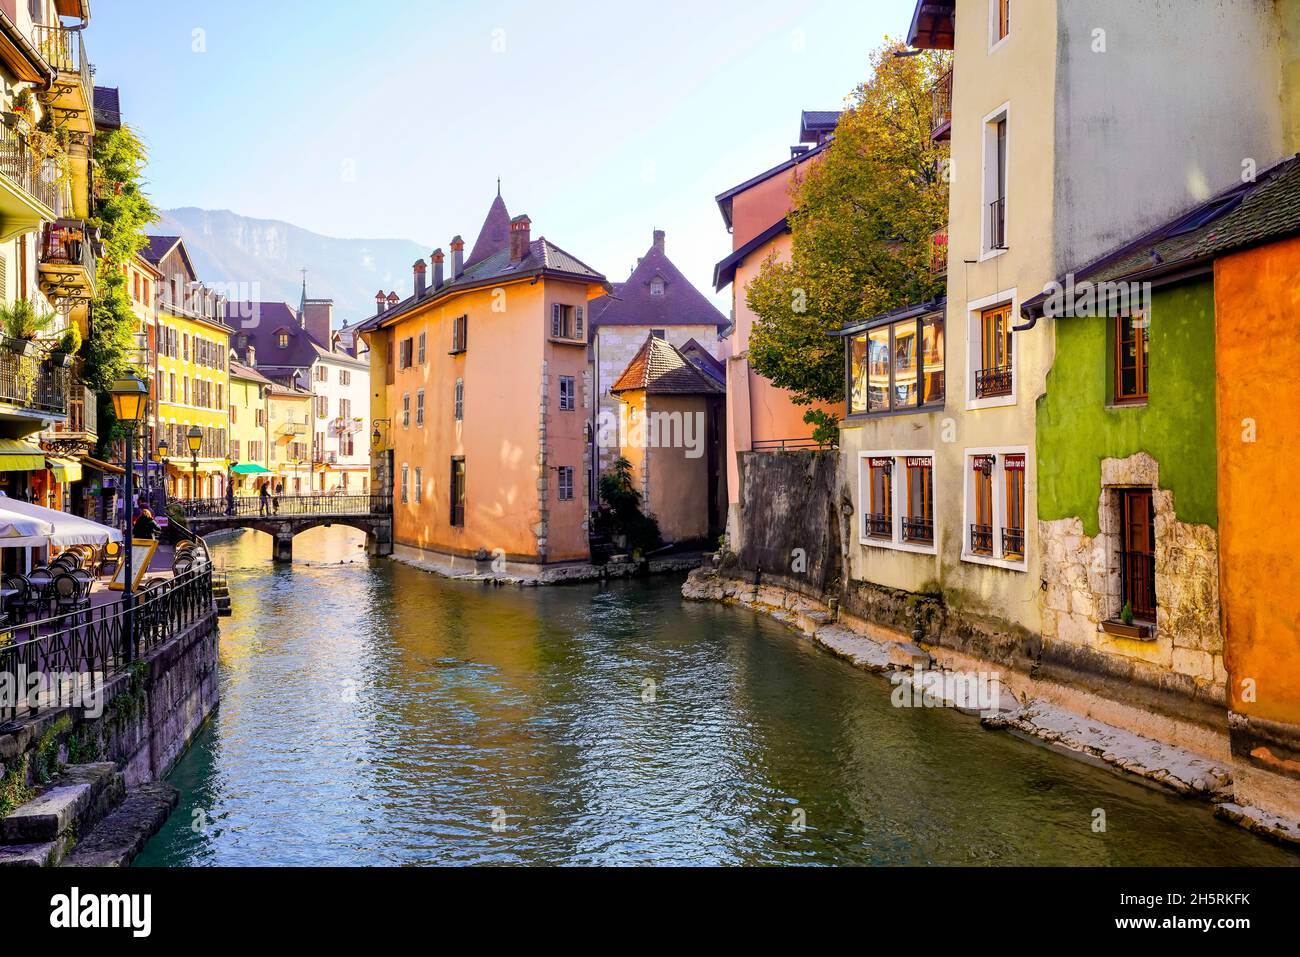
[359,195,606,575]
[713,111,840,542]
[1215,232,1300,788]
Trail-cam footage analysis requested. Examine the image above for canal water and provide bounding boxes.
[136,527,1296,866]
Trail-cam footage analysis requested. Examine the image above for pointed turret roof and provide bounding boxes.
[590,231,728,329]
[467,192,512,268]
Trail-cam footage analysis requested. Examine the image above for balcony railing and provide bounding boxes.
[1002,527,1025,559]
[930,228,948,276]
[863,513,892,540]
[969,523,994,556]
[0,346,69,415]
[931,68,953,140]
[902,517,934,545]
[751,437,837,452]
[33,24,88,76]
[975,366,1013,399]
[277,421,307,436]
[989,197,1007,250]
[0,122,59,210]
[40,218,97,296]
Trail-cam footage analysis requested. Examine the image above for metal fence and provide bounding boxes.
[0,122,59,211]
[0,565,214,724]
[0,347,70,415]
[177,494,392,520]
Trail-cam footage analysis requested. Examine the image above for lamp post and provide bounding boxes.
[110,374,149,664]
[156,439,169,507]
[186,425,202,502]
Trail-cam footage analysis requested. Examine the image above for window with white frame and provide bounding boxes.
[557,466,574,501]
[966,292,1018,407]
[416,390,425,427]
[981,106,1009,255]
[400,463,409,504]
[454,378,463,420]
[559,375,575,411]
[858,452,938,552]
[963,449,1028,567]
[414,467,423,504]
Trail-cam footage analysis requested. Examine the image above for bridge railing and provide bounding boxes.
[177,494,392,520]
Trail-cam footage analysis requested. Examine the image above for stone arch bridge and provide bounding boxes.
[178,494,393,561]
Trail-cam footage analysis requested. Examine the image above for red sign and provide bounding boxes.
[972,455,995,472]
[906,457,933,469]
[869,457,893,469]
[1005,454,1027,471]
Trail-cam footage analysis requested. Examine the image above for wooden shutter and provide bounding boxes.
[575,306,584,340]
[551,304,561,338]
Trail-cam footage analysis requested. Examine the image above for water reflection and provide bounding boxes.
[135,527,1297,866]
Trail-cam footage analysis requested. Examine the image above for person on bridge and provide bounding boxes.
[273,483,282,515]
[259,481,270,517]
[225,481,236,516]
[133,507,162,541]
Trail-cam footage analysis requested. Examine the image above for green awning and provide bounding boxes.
[231,462,272,475]
[0,439,45,472]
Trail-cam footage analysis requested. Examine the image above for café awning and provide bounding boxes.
[79,455,125,476]
[231,462,272,475]
[46,457,83,483]
[0,493,122,546]
[0,439,45,472]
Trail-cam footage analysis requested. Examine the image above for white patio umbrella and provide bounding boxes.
[0,493,122,546]
[0,505,55,547]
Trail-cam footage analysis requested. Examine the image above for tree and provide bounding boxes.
[85,126,159,453]
[745,40,951,430]
[593,456,662,555]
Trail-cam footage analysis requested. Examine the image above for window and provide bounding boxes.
[903,457,934,544]
[971,456,995,556]
[278,332,289,349]
[1119,489,1156,621]
[450,458,466,526]
[559,375,575,411]
[230,439,241,460]
[976,304,1013,398]
[399,337,413,369]
[451,315,467,353]
[550,304,585,340]
[1114,311,1149,403]
[417,331,426,365]
[651,328,666,339]
[993,0,1011,43]
[416,390,425,427]
[316,365,328,382]
[865,457,892,539]
[983,110,1009,253]
[256,408,266,427]
[400,463,409,504]
[340,369,351,386]
[650,277,665,297]
[848,313,945,415]
[340,398,351,420]
[230,403,238,425]
[454,378,463,421]
[414,467,423,504]
[557,466,574,501]
[1004,454,1025,559]
[402,393,410,428]
[316,395,328,418]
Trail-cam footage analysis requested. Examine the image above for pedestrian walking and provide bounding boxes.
[259,481,270,517]
[225,481,236,516]
[273,483,282,515]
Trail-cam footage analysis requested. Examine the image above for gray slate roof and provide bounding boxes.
[591,237,727,329]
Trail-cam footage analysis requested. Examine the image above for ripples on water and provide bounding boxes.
[135,527,1297,866]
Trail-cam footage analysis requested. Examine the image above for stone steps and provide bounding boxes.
[0,762,125,868]
[62,783,179,867]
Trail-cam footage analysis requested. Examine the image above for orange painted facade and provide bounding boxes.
[378,276,602,566]
[1214,235,1300,736]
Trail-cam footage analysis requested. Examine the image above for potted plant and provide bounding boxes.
[1102,600,1151,639]
[4,89,34,132]
[50,324,80,367]
[0,298,57,356]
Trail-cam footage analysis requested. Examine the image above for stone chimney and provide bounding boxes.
[386,291,399,311]
[509,214,531,263]
[414,259,427,298]
[246,344,256,368]
[375,290,386,316]
[431,248,445,290]
[653,229,665,254]
[450,236,465,279]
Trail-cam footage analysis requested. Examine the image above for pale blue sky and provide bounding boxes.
[87,0,914,318]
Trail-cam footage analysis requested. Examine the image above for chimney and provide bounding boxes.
[246,344,256,368]
[450,236,465,279]
[375,290,386,315]
[509,214,531,263]
[413,259,427,298]
[431,248,445,290]
[386,291,399,311]
[653,229,665,255]
[303,298,334,346]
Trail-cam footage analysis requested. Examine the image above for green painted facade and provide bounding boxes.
[1037,277,1218,536]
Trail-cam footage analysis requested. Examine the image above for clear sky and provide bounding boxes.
[86,0,915,310]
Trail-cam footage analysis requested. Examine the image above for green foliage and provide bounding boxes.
[0,756,33,817]
[1120,601,1134,626]
[745,40,950,406]
[0,297,57,340]
[56,322,81,355]
[803,408,841,447]
[593,456,662,555]
[33,716,71,785]
[66,724,102,764]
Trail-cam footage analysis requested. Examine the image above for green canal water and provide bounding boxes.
[135,527,1296,866]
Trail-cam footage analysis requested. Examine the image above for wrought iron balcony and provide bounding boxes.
[1002,526,1025,559]
[969,523,994,556]
[931,68,953,141]
[32,24,93,134]
[39,218,97,302]
[863,512,892,540]
[989,196,1007,250]
[0,346,70,416]
[902,517,934,545]
[0,122,59,212]
[930,228,948,276]
[975,366,1013,399]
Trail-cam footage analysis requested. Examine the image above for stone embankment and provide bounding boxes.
[682,565,1297,847]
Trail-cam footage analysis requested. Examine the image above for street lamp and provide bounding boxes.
[110,374,149,664]
[156,439,169,504]
[186,425,203,501]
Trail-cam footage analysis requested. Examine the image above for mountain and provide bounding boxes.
[158,208,429,327]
